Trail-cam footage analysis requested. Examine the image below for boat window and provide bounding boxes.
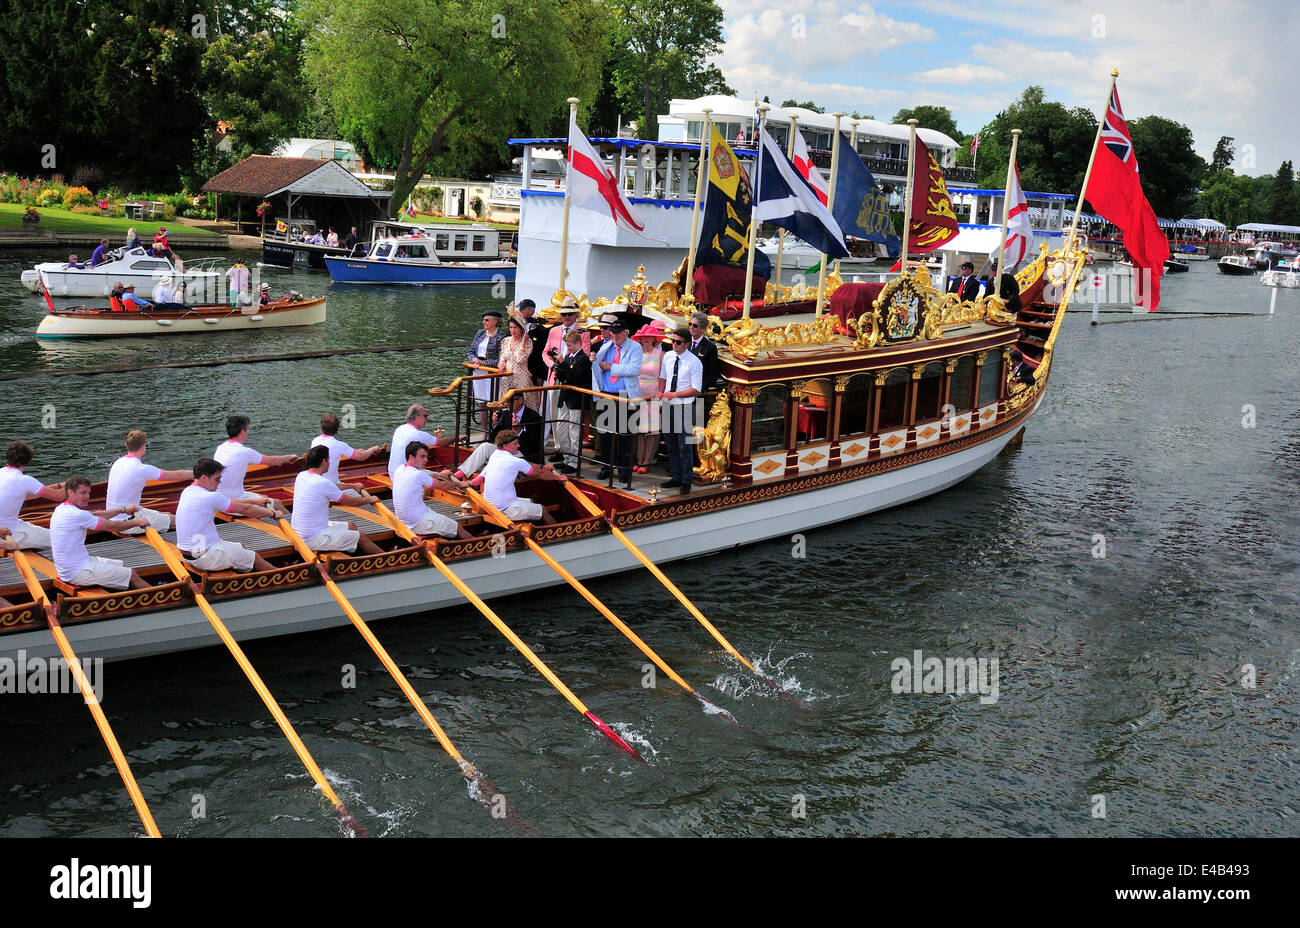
[435,234,449,250]
[454,234,468,252]
[796,379,832,444]
[375,243,391,257]
[839,373,872,437]
[750,385,790,453]
[130,261,168,270]
[913,362,945,423]
[405,245,428,258]
[948,355,975,412]
[471,235,486,252]
[977,352,1001,407]
[877,368,910,431]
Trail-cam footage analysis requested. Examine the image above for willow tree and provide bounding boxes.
[302,0,611,209]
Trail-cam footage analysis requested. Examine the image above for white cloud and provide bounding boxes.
[911,64,1008,85]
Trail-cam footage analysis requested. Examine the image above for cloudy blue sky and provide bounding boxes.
[715,0,1297,176]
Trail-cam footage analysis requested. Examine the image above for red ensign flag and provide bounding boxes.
[1084,84,1168,310]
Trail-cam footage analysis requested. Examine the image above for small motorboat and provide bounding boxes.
[1259,268,1300,289]
[1217,254,1255,275]
[20,246,224,298]
[1163,257,1189,273]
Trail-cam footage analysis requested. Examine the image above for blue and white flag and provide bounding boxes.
[832,131,901,256]
[753,127,850,259]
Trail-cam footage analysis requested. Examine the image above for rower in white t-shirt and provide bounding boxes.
[0,440,67,549]
[392,441,472,539]
[213,414,295,515]
[290,445,383,554]
[309,412,381,488]
[105,429,192,533]
[50,476,151,590]
[471,429,568,524]
[388,404,458,478]
[174,458,278,573]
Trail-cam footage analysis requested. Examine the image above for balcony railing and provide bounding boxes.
[807,149,976,184]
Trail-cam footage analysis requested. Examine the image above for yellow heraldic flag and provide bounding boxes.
[709,124,741,200]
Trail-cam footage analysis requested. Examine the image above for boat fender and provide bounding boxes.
[203,317,220,324]
[156,319,173,326]
[249,315,265,322]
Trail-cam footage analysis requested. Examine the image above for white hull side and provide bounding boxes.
[35,302,327,338]
[30,269,223,298]
[1,427,1014,663]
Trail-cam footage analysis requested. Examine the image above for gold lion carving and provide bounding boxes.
[693,391,732,482]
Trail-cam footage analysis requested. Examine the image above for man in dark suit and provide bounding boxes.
[551,329,592,473]
[489,392,544,464]
[947,261,980,302]
[687,311,720,390]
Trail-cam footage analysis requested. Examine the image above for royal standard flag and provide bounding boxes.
[695,125,771,277]
[908,136,959,253]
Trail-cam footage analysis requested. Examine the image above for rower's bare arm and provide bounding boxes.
[268,453,299,466]
[36,483,67,502]
[353,446,381,460]
[228,499,273,519]
[158,468,193,482]
[98,516,150,535]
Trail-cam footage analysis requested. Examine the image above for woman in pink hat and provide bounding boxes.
[632,322,665,473]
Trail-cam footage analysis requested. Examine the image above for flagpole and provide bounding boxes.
[1066,69,1119,255]
[774,114,799,298]
[994,128,1021,299]
[557,96,580,298]
[683,107,713,302]
[814,112,844,318]
[741,102,771,321]
[900,118,918,275]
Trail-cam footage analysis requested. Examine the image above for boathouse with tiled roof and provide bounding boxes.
[202,155,391,236]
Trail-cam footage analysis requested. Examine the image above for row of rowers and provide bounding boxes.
[0,407,572,600]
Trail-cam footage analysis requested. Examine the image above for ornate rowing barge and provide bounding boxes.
[34,297,327,339]
[1,242,1087,664]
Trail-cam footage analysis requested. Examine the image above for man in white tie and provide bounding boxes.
[542,297,590,462]
[655,328,704,494]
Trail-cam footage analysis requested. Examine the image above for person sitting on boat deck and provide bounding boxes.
[125,228,143,250]
[176,459,276,573]
[394,441,473,540]
[947,261,980,302]
[153,227,170,256]
[687,312,720,391]
[108,281,128,312]
[594,319,642,482]
[466,310,506,426]
[88,239,111,268]
[388,404,459,479]
[312,413,381,490]
[453,391,544,480]
[656,326,704,495]
[307,230,325,245]
[64,253,86,269]
[291,445,384,555]
[0,441,67,550]
[106,429,192,534]
[214,415,294,516]
[551,328,592,474]
[50,476,152,591]
[470,429,567,524]
[258,282,274,306]
[343,227,360,251]
[120,284,151,311]
[1008,349,1036,386]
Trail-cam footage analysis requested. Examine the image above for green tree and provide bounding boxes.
[1126,115,1205,219]
[303,0,612,209]
[781,100,825,113]
[1211,136,1235,173]
[1267,160,1295,223]
[891,105,960,139]
[1198,170,1255,228]
[975,86,1096,194]
[603,0,731,140]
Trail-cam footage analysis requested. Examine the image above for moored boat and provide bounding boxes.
[323,221,516,285]
[34,296,327,339]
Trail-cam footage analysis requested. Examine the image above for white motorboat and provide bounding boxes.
[20,246,224,298]
[1259,268,1300,289]
[1217,254,1255,275]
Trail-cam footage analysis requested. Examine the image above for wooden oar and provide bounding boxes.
[267,515,521,818]
[5,550,161,838]
[354,500,645,761]
[563,481,807,706]
[137,528,366,836]
[458,485,738,724]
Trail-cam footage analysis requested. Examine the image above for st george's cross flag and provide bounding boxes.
[567,112,648,235]
[1002,160,1033,269]
[790,128,830,206]
[753,126,849,259]
[1084,83,1168,310]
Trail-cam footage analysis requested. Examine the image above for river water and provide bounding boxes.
[0,250,1296,837]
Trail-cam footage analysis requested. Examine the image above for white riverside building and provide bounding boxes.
[509,95,982,302]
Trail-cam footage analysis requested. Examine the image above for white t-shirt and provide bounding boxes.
[214,440,263,497]
[310,434,355,484]
[482,450,533,511]
[50,503,100,581]
[392,464,435,526]
[106,455,162,510]
[388,423,439,477]
[291,470,344,540]
[0,467,43,530]
[658,349,703,404]
[176,484,233,553]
